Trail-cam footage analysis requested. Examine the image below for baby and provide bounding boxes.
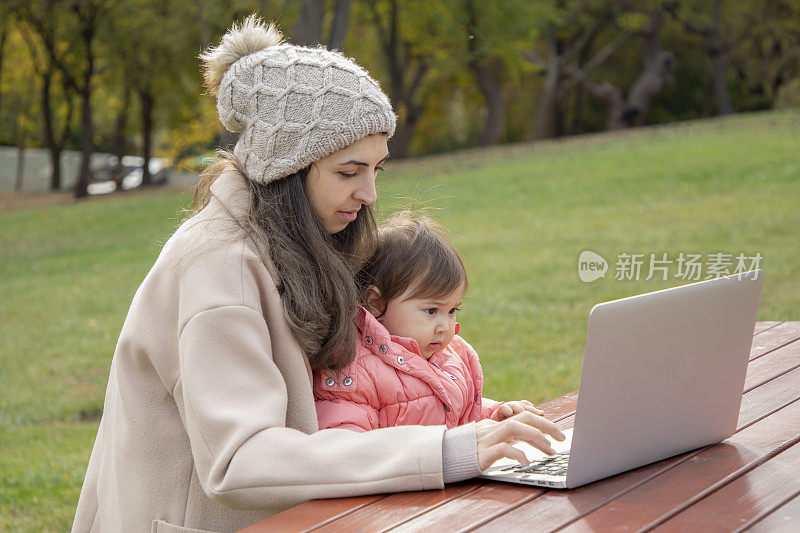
[314,212,541,431]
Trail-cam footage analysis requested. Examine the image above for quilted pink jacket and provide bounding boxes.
[314,307,502,431]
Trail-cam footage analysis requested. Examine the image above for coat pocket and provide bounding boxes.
[151,519,217,533]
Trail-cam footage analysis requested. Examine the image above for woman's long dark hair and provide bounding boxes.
[193,151,376,370]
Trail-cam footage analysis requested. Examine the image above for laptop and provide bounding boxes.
[481,270,764,489]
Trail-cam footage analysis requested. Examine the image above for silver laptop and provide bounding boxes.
[481,270,764,489]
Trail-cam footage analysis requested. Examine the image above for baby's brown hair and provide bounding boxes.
[357,212,468,317]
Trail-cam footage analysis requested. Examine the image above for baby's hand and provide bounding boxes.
[490,400,545,421]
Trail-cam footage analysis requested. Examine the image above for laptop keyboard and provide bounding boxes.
[500,452,570,476]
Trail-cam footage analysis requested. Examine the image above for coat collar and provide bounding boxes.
[210,167,252,221]
[356,306,424,356]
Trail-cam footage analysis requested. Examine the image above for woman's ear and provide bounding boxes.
[364,286,387,319]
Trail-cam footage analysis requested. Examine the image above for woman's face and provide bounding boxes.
[305,134,389,234]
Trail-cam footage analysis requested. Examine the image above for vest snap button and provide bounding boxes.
[365,336,372,344]
[379,345,387,354]
[343,376,352,386]
[443,404,451,412]
[325,377,335,386]
[397,355,404,365]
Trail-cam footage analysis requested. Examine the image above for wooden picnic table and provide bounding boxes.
[241,321,800,532]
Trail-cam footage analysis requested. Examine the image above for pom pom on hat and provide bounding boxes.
[198,14,283,98]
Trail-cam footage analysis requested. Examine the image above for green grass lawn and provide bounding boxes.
[1,109,799,530]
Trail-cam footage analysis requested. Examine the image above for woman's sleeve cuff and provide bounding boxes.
[441,422,480,484]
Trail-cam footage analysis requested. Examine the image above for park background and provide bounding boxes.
[1,0,799,530]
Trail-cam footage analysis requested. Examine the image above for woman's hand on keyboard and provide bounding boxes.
[489,400,544,421]
[475,411,566,471]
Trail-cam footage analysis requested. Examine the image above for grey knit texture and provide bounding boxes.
[442,422,481,484]
[216,44,397,184]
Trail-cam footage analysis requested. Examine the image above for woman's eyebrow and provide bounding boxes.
[338,154,390,166]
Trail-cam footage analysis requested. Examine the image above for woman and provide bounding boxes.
[72,15,563,532]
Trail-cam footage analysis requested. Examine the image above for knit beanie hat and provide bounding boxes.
[199,15,397,185]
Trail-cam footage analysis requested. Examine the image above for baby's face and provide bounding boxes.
[378,283,466,359]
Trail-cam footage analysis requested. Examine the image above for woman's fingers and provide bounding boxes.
[475,411,568,470]
[479,410,564,444]
[479,442,531,471]
[492,419,557,455]
[509,410,565,442]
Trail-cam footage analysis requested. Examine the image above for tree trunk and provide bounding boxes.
[327,0,351,50]
[665,0,732,116]
[75,86,93,198]
[140,88,154,186]
[371,0,428,158]
[75,5,97,199]
[391,102,421,159]
[465,0,505,146]
[532,30,560,140]
[14,121,26,191]
[0,20,6,114]
[293,0,324,46]
[75,32,94,198]
[475,60,506,145]
[193,0,211,47]
[625,7,675,127]
[112,87,130,185]
[41,69,60,190]
[708,0,733,115]
[569,32,595,135]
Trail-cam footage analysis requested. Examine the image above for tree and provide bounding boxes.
[292,0,352,49]
[727,0,800,109]
[20,24,76,191]
[523,0,634,138]
[462,0,536,145]
[665,0,733,115]
[525,1,676,134]
[362,0,462,158]
[23,0,109,198]
[1,10,40,191]
[103,0,189,187]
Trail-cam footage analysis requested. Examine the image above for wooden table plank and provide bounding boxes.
[650,440,800,532]
[476,460,696,532]
[738,365,800,430]
[241,323,800,532]
[340,484,543,533]
[745,491,800,532]
[556,399,800,532]
[744,338,800,392]
[312,481,483,533]
[749,322,800,360]
[753,321,781,335]
[238,495,387,532]
[537,390,579,421]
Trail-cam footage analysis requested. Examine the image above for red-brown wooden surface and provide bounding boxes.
[241,322,800,532]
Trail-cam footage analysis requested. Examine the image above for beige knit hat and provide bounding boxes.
[199,15,397,184]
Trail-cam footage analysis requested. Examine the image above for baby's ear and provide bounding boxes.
[364,286,387,319]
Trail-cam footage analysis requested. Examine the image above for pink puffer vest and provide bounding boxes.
[314,307,500,431]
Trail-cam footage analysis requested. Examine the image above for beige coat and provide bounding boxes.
[72,170,446,533]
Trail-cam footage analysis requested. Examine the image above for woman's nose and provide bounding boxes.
[355,174,377,206]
